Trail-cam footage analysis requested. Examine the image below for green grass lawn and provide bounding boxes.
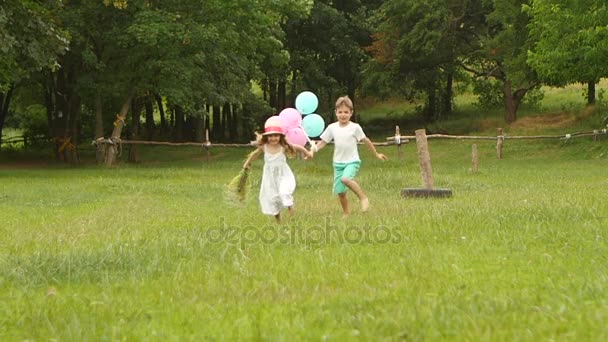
[1,136,607,340]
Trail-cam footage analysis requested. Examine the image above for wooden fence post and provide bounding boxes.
[496,127,504,159]
[395,125,403,160]
[401,128,452,198]
[415,129,434,189]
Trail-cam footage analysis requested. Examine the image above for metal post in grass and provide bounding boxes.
[472,144,479,173]
[401,129,452,198]
[496,127,504,159]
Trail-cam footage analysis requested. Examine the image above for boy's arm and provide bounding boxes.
[362,137,388,161]
[242,147,263,169]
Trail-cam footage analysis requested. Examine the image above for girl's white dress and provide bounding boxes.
[259,145,296,215]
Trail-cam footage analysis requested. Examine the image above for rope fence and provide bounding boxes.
[90,125,606,166]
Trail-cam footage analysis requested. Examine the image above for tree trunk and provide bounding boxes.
[503,80,522,124]
[426,87,437,122]
[205,104,211,137]
[587,81,596,105]
[95,93,105,164]
[43,79,59,160]
[443,73,453,116]
[155,93,167,135]
[0,85,15,151]
[53,70,69,161]
[144,95,155,139]
[129,98,141,163]
[242,103,252,140]
[211,104,222,141]
[221,104,227,141]
[231,105,239,140]
[53,69,72,162]
[224,103,236,141]
[269,78,277,110]
[290,71,298,106]
[105,93,134,167]
[174,105,184,142]
[66,94,81,164]
[278,80,286,109]
[194,116,204,142]
[262,78,268,102]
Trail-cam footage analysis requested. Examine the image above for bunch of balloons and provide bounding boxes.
[266,91,325,147]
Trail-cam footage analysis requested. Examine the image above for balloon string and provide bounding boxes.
[299,124,316,150]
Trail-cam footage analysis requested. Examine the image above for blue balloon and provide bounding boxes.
[295,91,319,115]
[302,114,325,137]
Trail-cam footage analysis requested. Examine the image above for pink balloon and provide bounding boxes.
[278,108,302,129]
[286,127,307,147]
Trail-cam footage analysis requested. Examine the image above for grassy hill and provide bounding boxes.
[358,79,608,137]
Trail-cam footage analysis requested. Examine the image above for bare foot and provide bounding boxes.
[342,213,350,219]
[288,206,294,216]
[361,197,369,212]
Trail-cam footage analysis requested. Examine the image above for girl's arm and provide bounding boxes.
[242,147,263,169]
[293,144,313,159]
[311,140,327,153]
[362,137,388,161]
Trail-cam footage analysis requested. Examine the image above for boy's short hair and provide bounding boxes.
[335,96,353,111]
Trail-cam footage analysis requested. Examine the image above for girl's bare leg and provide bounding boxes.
[274,213,281,223]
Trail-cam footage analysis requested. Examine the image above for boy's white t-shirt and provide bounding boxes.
[320,122,366,163]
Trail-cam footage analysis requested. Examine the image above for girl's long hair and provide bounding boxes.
[255,133,297,157]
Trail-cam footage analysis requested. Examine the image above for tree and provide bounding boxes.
[460,0,541,123]
[365,0,487,120]
[526,0,608,104]
[282,0,374,118]
[0,0,68,150]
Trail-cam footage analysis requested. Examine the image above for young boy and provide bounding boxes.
[311,95,387,216]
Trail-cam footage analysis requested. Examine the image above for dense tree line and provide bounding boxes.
[1,0,606,162]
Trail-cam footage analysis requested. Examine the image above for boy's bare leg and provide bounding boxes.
[341,178,369,212]
[338,192,350,217]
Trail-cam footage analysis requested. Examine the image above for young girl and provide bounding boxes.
[243,124,313,223]
[311,95,388,217]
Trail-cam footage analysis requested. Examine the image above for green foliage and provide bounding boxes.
[12,104,47,138]
[473,78,504,109]
[0,0,68,83]
[526,0,608,85]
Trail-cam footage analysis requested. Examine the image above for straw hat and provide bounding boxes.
[262,117,285,135]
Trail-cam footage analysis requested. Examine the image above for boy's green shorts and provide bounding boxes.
[333,161,361,194]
